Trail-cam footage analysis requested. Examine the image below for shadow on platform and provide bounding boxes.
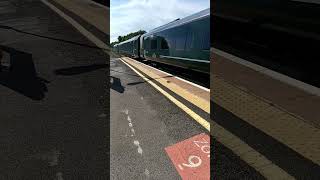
[111,69,140,77]
[0,45,49,100]
[54,64,107,76]
[110,76,124,93]
[127,75,173,86]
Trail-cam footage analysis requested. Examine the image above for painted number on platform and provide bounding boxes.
[165,133,210,179]
[178,138,210,170]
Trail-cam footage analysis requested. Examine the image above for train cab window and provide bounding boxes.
[160,38,169,49]
[151,39,157,49]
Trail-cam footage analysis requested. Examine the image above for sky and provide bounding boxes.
[110,0,210,43]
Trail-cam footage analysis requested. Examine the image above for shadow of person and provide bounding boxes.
[110,76,125,93]
[0,45,49,100]
[54,64,107,76]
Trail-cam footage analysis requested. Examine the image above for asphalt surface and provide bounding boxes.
[0,0,108,179]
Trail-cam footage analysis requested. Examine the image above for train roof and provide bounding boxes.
[116,35,141,46]
[144,8,209,36]
[114,8,209,45]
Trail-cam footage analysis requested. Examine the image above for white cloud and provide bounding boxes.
[110,0,209,42]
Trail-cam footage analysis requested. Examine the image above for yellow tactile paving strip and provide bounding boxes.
[52,0,109,34]
[122,57,210,114]
[212,64,320,166]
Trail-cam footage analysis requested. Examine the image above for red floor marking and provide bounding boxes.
[165,133,210,180]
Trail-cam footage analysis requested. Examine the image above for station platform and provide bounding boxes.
[111,56,264,179]
[211,47,320,179]
[110,56,209,179]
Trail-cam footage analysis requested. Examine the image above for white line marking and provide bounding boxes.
[291,0,320,5]
[212,47,320,96]
[133,140,143,155]
[98,113,106,118]
[159,55,210,63]
[144,169,150,177]
[127,116,132,123]
[122,109,128,115]
[40,0,109,52]
[87,0,110,10]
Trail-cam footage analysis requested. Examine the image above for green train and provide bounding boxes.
[113,35,140,58]
[113,8,210,74]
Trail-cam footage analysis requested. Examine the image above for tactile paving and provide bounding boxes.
[212,75,320,166]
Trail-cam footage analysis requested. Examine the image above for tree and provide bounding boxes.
[117,36,124,42]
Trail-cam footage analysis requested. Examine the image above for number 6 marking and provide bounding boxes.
[201,145,210,154]
[182,155,202,168]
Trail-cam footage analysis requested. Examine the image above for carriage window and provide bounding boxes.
[197,30,210,50]
[144,37,150,49]
[176,36,186,50]
[175,27,187,50]
[187,30,209,50]
[161,38,169,49]
[185,31,192,49]
[151,39,157,49]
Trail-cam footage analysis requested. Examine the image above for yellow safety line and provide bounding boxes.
[122,57,210,114]
[120,58,210,132]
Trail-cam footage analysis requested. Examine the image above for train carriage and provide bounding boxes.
[140,8,210,74]
[116,35,141,58]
